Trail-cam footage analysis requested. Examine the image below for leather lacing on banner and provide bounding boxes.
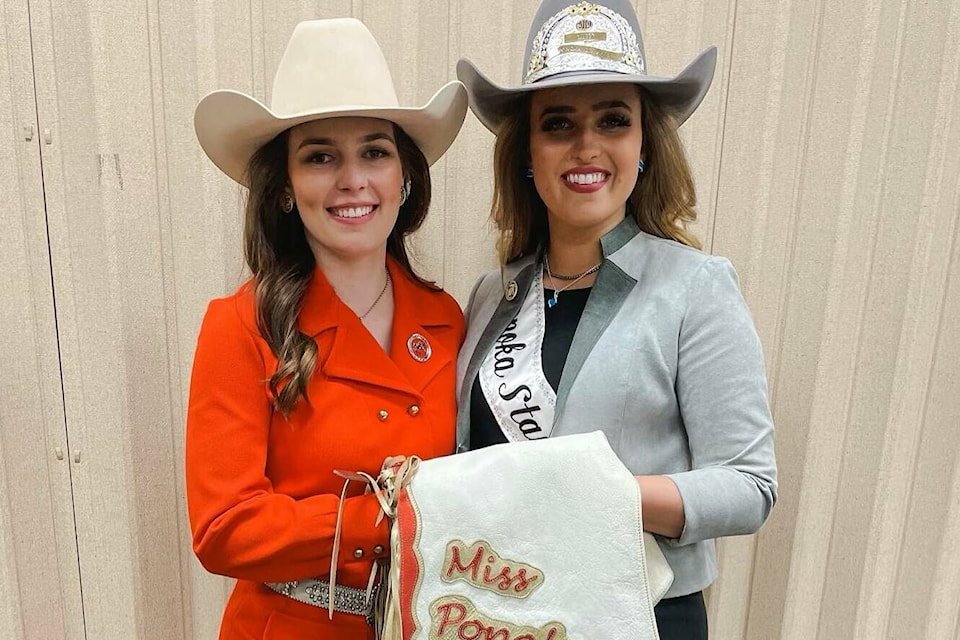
[330,456,421,637]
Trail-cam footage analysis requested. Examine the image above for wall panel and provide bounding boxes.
[856,0,960,636]
[4,1,959,638]
[709,0,825,631]
[635,0,735,250]
[154,1,258,635]
[438,0,539,301]
[27,0,186,638]
[0,0,84,638]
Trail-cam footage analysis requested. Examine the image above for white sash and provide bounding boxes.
[478,269,557,442]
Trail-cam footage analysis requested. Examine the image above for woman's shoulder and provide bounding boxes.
[636,230,713,260]
[396,271,465,329]
[464,268,512,314]
[471,268,504,296]
[469,252,538,304]
[200,280,259,336]
[424,285,466,327]
[619,231,736,280]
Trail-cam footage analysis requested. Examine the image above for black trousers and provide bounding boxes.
[654,591,708,640]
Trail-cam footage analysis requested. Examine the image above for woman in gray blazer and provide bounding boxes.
[455,1,777,637]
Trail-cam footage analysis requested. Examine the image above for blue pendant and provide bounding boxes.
[547,295,558,308]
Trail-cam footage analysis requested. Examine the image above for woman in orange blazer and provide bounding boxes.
[186,19,467,640]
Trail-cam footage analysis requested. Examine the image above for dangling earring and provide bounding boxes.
[399,178,411,206]
[524,168,534,178]
[280,192,295,213]
[638,159,646,174]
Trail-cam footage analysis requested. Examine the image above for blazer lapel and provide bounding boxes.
[554,218,640,422]
[456,260,538,448]
[322,317,417,394]
[389,266,454,396]
[303,261,454,399]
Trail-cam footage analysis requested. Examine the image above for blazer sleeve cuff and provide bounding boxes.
[329,492,391,563]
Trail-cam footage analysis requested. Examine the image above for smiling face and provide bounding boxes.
[286,116,404,265]
[528,83,643,242]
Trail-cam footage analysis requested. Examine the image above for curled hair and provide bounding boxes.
[243,123,431,416]
[491,87,701,264]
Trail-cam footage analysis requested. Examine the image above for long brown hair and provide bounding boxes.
[244,122,431,416]
[491,87,701,263]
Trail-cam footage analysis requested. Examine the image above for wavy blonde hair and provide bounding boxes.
[491,87,701,263]
[244,124,431,416]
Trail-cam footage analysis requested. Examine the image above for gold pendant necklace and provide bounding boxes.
[359,268,391,319]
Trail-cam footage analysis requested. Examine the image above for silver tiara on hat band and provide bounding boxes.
[525,1,646,85]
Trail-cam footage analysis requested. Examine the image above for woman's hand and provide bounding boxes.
[635,475,685,539]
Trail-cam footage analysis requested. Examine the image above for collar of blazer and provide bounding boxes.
[493,214,642,283]
[296,255,457,396]
[297,255,454,336]
[457,216,641,447]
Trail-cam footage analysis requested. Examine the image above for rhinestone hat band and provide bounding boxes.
[525,1,646,85]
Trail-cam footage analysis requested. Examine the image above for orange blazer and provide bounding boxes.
[186,259,464,640]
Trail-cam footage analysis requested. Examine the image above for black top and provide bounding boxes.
[469,287,591,449]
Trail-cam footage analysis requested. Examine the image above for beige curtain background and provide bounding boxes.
[2,1,958,638]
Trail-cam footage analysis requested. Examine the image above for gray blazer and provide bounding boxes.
[455,217,778,598]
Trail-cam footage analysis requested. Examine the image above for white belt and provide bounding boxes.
[264,578,379,624]
[266,457,418,634]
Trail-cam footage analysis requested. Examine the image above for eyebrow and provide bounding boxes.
[592,100,631,111]
[362,132,396,144]
[297,132,396,149]
[538,100,632,119]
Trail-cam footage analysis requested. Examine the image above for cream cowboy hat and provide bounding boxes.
[457,0,716,132]
[195,18,467,186]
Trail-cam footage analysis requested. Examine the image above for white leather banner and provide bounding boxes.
[389,432,673,639]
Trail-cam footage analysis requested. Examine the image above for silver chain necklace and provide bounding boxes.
[359,269,391,319]
[544,255,600,308]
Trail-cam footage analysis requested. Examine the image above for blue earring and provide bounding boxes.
[638,159,646,174]
[525,168,534,178]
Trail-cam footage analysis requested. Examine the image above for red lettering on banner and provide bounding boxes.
[513,568,540,593]
[445,542,484,582]
[482,562,510,590]
[441,540,544,599]
[434,601,467,635]
[429,595,569,640]
[458,620,484,639]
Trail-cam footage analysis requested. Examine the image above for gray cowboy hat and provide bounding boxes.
[457,0,717,132]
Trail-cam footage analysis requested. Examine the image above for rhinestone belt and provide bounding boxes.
[264,578,379,623]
